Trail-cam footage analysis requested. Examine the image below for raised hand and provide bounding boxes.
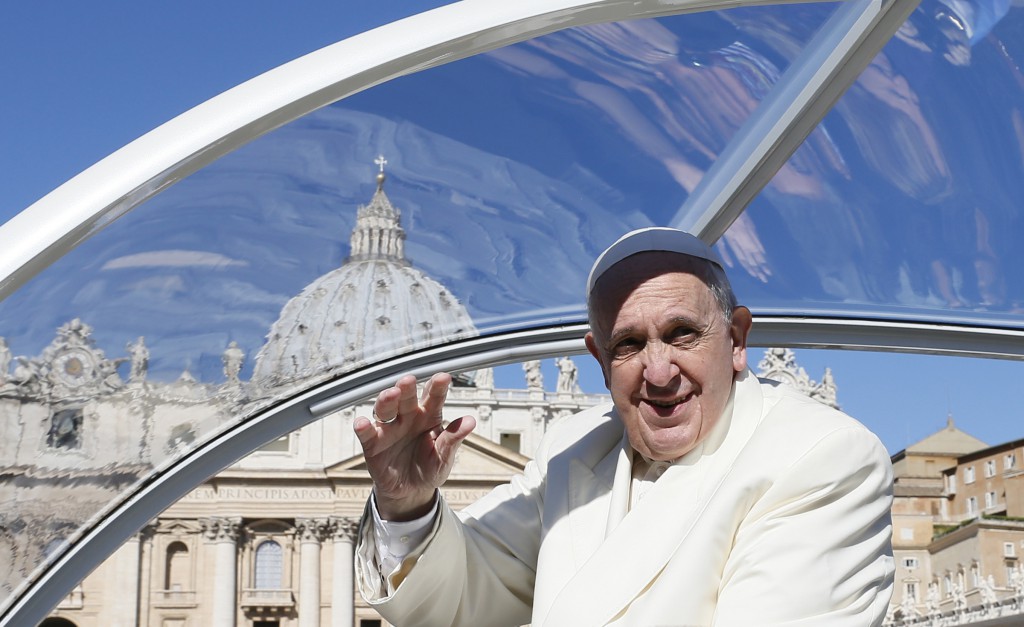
[353,372,476,521]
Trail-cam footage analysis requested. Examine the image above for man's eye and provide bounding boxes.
[669,327,697,344]
[611,339,641,356]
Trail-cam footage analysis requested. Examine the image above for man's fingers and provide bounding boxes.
[373,385,402,425]
[434,415,476,459]
[357,372,455,457]
[395,374,420,417]
[352,415,379,454]
[422,372,451,419]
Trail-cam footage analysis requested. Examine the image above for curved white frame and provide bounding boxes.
[0,0,922,623]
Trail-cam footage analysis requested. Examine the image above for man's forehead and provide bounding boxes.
[586,227,724,301]
[591,251,713,302]
[593,256,712,307]
[591,254,719,332]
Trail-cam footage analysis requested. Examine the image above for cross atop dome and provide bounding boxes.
[375,154,388,191]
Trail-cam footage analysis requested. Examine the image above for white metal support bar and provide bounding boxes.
[750,316,1024,361]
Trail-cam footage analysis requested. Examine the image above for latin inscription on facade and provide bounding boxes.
[182,486,365,502]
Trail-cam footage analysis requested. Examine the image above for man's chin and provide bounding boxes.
[634,427,699,461]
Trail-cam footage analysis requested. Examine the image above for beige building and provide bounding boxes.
[888,422,1024,625]
[40,404,557,627]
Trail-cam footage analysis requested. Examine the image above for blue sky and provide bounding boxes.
[2,1,1023,456]
[0,1,443,220]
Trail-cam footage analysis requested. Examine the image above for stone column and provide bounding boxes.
[296,518,329,627]
[114,533,141,626]
[330,517,360,627]
[136,524,156,625]
[202,516,242,627]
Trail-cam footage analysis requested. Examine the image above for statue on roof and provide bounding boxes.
[1011,564,1024,602]
[899,590,919,619]
[0,337,10,383]
[979,574,997,606]
[952,581,967,613]
[523,360,543,391]
[925,582,940,617]
[127,337,149,384]
[222,342,245,385]
[474,367,494,391]
[556,357,578,394]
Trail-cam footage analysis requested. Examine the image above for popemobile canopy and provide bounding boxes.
[3,0,1024,624]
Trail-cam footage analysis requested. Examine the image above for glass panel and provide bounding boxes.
[730,0,1024,327]
[0,5,837,612]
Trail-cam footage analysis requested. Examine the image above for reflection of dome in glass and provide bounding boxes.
[253,166,477,386]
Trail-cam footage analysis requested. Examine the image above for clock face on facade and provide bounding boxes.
[52,349,98,387]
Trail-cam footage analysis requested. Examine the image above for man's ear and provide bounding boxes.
[584,332,610,387]
[729,306,753,373]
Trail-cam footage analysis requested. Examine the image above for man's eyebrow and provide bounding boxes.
[667,314,707,331]
[605,326,637,347]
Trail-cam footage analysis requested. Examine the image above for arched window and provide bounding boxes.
[254,540,283,590]
[164,541,190,591]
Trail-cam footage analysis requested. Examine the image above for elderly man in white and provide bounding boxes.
[353,227,894,626]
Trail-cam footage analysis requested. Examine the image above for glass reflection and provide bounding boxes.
[0,7,830,611]
[728,0,1024,323]
[7,0,1024,617]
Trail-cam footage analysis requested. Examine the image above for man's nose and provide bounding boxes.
[642,342,679,387]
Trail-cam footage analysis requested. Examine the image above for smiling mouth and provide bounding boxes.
[643,393,693,409]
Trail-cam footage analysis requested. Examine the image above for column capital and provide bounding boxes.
[328,516,360,543]
[136,521,158,543]
[295,517,331,544]
[200,516,242,543]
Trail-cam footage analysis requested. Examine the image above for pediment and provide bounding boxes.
[157,519,201,534]
[327,432,528,480]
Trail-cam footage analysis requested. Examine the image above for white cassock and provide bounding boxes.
[356,369,894,626]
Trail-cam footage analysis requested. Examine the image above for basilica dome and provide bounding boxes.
[253,168,477,387]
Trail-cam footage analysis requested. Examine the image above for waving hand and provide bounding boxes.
[353,372,476,521]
